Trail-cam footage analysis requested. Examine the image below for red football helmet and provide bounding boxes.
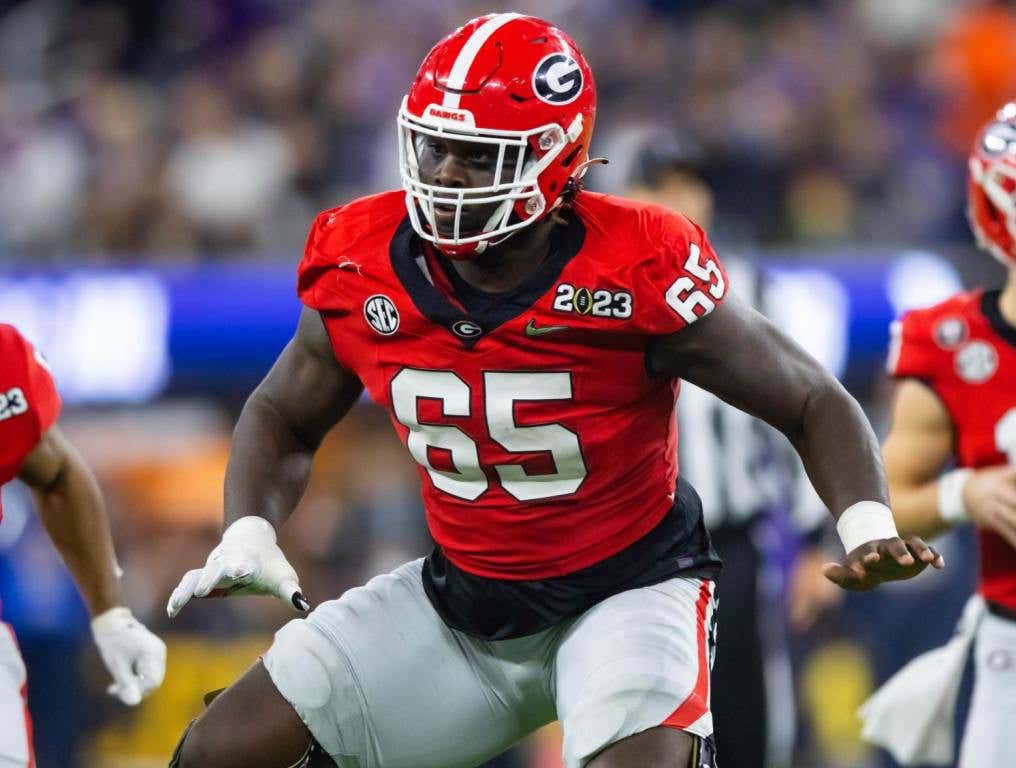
[968,102,1016,265]
[398,14,596,258]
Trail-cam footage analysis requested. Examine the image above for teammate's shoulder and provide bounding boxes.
[889,290,981,379]
[0,323,31,362]
[896,290,982,340]
[0,324,56,380]
[0,323,25,346]
[306,190,406,255]
[0,324,60,475]
[904,290,981,323]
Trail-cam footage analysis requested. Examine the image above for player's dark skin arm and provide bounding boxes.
[649,296,944,590]
[17,426,125,616]
[224,307,363,531]
[177,308,360,768]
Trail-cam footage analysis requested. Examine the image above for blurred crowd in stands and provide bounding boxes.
[2,0,1016,261]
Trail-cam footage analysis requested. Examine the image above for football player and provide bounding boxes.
[166,15,941,768]
[870,102,1016,766]
[0,324,166,766]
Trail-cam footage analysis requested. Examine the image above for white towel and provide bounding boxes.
[858,595,985,766]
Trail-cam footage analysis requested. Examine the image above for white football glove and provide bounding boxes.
[91,606,167,706]
[166,516,308,618]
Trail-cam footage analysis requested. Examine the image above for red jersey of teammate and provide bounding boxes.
[889,289,1016,610]
[298,190,727,580]
[0,324,61,522]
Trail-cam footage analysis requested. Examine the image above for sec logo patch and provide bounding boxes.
[364,294,399,336]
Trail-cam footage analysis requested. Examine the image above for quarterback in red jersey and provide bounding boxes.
[866,104,1016,766]
[167,14,940,768]
[0,324,165,766]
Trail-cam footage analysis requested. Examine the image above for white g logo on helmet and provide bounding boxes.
[532,53,583,105]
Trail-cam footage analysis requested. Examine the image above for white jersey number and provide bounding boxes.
[391,370,487,500]
[391,369,587,502]
[0,388,29,421]
[665,243,726,324]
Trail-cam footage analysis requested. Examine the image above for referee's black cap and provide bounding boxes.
[628,131,709,189]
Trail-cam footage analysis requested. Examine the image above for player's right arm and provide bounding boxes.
[18,425,168,705]
[886,378,1016,549]
[167,308,363,616]
[224,307,363,529]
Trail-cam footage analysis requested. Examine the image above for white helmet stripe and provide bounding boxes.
[442,13,525,109]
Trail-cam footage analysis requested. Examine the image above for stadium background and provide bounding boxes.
[0,0,1011,765]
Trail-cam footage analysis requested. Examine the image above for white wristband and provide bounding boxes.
[837,501,899,553]
[938,468,972,525]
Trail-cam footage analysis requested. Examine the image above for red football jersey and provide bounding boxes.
[0,324,61,523]
[298,190,728,580]
[889,289,1016,610]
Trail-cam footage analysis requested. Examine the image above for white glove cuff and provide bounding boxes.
[91,606,134,636]
[938,468,972,525]
[222,516,278,545]
[837,501,899,553]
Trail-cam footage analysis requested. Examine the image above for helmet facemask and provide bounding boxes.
[398,98,578,258]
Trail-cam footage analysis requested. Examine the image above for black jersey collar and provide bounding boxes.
[981,289,1016,350]
[389,214,585,347]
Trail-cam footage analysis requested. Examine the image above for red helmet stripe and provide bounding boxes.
[442,13,526,109]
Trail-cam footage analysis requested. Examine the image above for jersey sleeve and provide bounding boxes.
[0,326,61,480]
[631,209,730,336]
[886,310,939,383]
[296,207,349,314]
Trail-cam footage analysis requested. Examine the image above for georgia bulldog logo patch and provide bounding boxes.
[934,317,968,349]
[452,319,482,338]
[532,53,583,105]
[955,340,998,383]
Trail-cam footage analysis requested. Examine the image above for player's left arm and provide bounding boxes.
[18,426,123,615]
[18,426,166,704]
[648,296,944,590]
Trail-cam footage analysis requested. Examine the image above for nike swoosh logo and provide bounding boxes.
[525,319,570,337]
